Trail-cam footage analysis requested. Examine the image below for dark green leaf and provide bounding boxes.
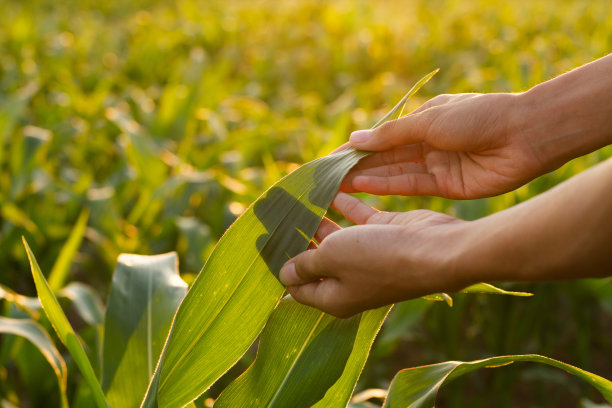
[215,298,361,407]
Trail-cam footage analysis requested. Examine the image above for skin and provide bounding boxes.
[279,54,612,318]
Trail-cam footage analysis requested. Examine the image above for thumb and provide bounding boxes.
[349,113,429,151]
[279,249,325,286]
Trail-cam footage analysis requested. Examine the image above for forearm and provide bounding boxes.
[460,158,612,284]
[518,53,612,171]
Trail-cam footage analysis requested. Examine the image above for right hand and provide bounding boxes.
[339,92,546,199]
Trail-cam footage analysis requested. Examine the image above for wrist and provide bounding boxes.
[517,56,612,172]
[405,220,481,294]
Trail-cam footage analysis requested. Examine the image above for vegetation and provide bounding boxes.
[1,0,611,407]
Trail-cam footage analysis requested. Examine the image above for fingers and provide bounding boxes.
[350,144,427,171]
[349,113,429,151]
[331,192,378,225]
[286,280,357,318]
[279,249,324,286]
[314,217,340,243]
[351,173,440,196]
[341,162,429,193]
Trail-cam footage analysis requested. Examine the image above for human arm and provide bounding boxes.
[340,53,612,199]
[279,158,612,318]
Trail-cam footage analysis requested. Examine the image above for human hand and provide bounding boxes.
[278,192,473,318]
[338,92,546,199]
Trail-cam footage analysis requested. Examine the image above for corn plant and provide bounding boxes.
[4,72,610,408]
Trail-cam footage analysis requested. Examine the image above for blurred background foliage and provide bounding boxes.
[0,0,611,406]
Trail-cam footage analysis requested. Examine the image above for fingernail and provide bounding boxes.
[350,129,371,144]
[279,263,298,286]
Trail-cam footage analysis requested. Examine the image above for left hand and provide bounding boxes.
[279,192,473,318]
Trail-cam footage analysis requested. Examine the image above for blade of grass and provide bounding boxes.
[22,237,108,408]
[48,208,90,292]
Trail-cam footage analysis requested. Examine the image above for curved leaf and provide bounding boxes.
[461,282,532,297]
[0,316,68,407]
[22,237,108,408]
[0,284,41,318]
[102,253,187,408]
[142,147,368,408]
[59,282,105,328]
[142,71,438,408]
[382,354,612,407]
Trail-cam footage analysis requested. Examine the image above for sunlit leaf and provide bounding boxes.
[22,237,108,408]
[0,316,68,408]
[142,146,369,408]
[48,208,90,292]
[141,70,439,408]
[382,354,612,407]
[0,284,41,319]
[102,253,187,408]
[461,282,532,297]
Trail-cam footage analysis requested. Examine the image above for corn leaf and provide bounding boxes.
[311,306,391,407]
[461,282,532,297]
[141,71,438,408]
[59,282,104,328]
[142,146,369,408]
[382,354,612,407]
[102,253,187,408]
[0,316,68,408]
[215,298,361,407]
[48,208,90,292]
[0,284,42,319]
[22,237,108,408]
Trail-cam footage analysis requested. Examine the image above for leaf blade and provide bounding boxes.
[214,298,361,408]
[142,71,438,407]
[0,316,68,408]
[382,354,612,407]
[102,252,187,408]
[48,208,90,292]
[22,237,108,408]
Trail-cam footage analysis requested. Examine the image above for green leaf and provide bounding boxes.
[0,284,42,319]
[59,282,104,328]
[215,298,361,407]
[22,237,108,408]
[141,71,438,408]
[382,354,612,407]
[371,69,440,128]
[48,208,90,292]
[102,253,187,408]
[0,316,68,408]
[461,282,532,297]
[142,147,369,408]
[311,306,391,408]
